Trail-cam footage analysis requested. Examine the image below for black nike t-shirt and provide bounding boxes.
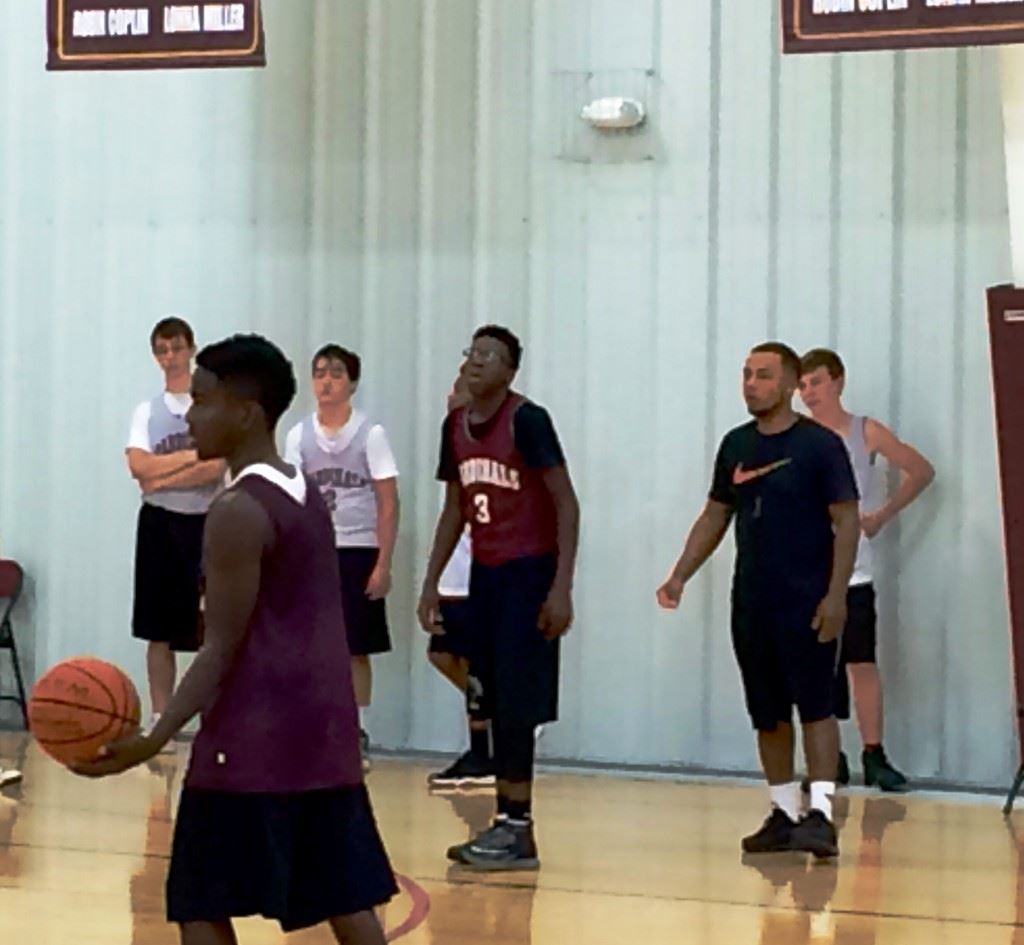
[709,417,858,608]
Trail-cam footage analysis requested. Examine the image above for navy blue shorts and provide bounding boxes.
[167,784,397,932]
[427,598,474,660]
[336,548,391,656]
[732,598,838,731]
[468,555,559,729]
[834,583,878,719]
[132,504,205,652]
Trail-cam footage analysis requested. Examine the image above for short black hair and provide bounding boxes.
[312,344,361,384]
[800,348,846,380]
[197,334,297,428]
[151,316,194,349]
[473,325,522,370]
[751,341,802,381]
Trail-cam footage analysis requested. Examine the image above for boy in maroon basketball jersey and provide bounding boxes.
[75,335,396,945]
[418,325,580,871]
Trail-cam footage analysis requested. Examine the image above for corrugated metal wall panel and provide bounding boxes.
[957,48,1015,781]
[0,0,1015,787]
[0,0,318,710]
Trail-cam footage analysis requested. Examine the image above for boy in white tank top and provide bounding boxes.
[284,345,400,768]
[800,349,935,791]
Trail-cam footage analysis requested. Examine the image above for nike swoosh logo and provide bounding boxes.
[732,458,793,486]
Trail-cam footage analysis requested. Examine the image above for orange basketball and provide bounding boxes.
[28,658,142,766]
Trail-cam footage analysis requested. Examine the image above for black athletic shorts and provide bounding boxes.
[468,554,559,729]
[428,598,473,660]
[336,548,391,657]
[131,504,205,652]
[834,583,878,720]
[167,784,397,931]
[731,596,839,732]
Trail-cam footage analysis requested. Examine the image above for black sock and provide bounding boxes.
[506,799,532,823]
[496,794,510,819]
[470,725,490,759]
[864,744,882,754]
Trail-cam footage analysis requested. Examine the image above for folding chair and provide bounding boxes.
[0,561,28,729]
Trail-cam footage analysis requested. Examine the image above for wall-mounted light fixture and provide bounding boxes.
[580,96,646,130]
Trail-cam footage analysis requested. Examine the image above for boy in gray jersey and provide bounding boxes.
[126,317,225,726]
[284,345,399,762]
[800,348,935,791]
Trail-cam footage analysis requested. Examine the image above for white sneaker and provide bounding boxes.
[360,729,372,773]
[0,769,22,789]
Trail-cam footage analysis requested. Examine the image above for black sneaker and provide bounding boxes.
[447,819,507,862]
[863,748,908,793]
[801,751,850,793]
[450,820,540,871]
[428,751,496,789]
[791,810,839,859]
[741,809,797,854]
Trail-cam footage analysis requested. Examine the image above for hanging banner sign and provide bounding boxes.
[47,1,266,71]
[987,285,1024,792]
[782,0,1024,54]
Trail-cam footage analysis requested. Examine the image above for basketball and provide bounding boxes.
[28,658,142,766]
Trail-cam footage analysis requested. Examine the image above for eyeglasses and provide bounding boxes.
[153,343,189,357]
[462,347,507,365]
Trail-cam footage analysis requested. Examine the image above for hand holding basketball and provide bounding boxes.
[657,574,685,610]
[70,731,161,778]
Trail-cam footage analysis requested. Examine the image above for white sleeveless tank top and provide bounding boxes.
[841,416,875,587]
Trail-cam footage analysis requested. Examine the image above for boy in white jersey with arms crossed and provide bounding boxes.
[126,317,225,726]
[800,348,935,791]
[285,345,399,761]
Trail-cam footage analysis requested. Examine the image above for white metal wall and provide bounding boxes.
[0,0,1015,787]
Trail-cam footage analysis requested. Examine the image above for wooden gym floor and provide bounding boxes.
[1,731,1023,944]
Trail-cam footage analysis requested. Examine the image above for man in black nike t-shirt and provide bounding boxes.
[657,342,860,860]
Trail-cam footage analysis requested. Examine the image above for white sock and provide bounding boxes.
[810,781,834,821]
[769,782,801,822]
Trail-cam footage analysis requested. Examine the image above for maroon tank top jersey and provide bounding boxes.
[186,468,362,793]
[450,393,557,566]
